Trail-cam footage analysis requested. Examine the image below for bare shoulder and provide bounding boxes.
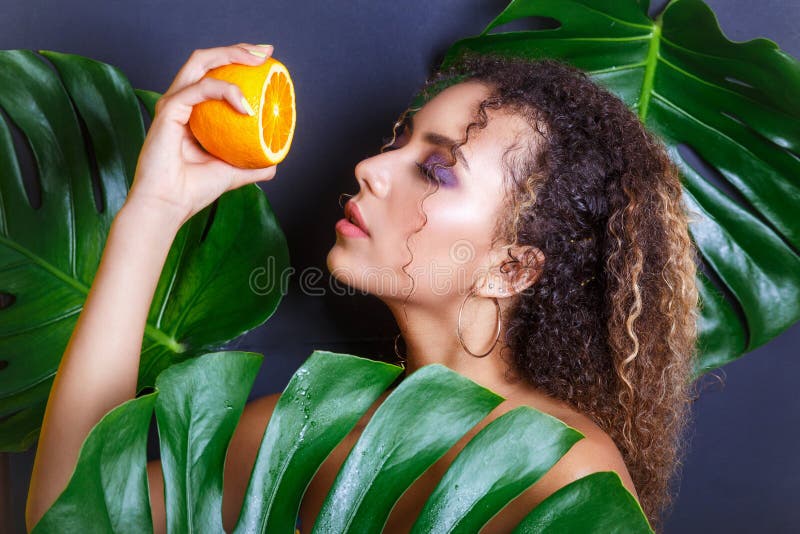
[480,394,639,533]
[545,409,637,497]
[518,392,637,498]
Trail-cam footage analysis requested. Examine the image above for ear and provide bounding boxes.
[475,244,545,299]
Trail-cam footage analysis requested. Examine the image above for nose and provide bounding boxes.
[354,154,390,199]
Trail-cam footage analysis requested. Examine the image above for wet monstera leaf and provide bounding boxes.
[8,0,799,529]
[31,350,653,533]
[0,49,290,452]
[410,0,800,378]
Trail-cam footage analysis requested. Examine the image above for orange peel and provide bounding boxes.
[189,56,296,168]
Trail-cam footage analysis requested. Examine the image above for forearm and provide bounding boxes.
[26,198,183,529]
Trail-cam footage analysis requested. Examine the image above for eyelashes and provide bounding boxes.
[415,161,440,184]
[379,129,456,187]
[380,135,438,184]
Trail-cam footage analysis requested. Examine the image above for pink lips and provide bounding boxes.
[337,200,370,238]
[335,218,369,238]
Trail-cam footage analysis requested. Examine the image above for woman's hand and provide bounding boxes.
[26,43,281,532]
[127,42,279,227]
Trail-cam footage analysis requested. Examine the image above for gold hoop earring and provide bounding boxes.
[457,288,501,358]
[393,332,407,369]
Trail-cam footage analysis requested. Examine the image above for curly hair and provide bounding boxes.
[381,50,701,532]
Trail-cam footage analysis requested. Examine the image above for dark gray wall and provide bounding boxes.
[3,0,799,532]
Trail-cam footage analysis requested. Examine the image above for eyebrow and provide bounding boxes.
[408,114,471,172]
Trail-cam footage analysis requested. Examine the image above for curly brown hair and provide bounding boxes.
[382,50,701,532]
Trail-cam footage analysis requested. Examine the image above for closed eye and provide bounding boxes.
[380,125,434,182]
[415,161,439,184]
[418,155,457,187]
[380,122,457,187]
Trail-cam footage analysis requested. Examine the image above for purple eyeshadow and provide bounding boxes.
[425,153,458,187]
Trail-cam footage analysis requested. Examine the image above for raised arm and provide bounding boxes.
[25,42,279,531]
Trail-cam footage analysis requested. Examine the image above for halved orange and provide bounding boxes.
[189,56,296,168]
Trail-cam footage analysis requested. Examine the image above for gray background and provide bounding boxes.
[2,0,799,532]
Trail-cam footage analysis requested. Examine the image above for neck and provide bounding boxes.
[384,293,524,400]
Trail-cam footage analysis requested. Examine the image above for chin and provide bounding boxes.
[325,243,343,274]
[327,247,388,297]
[326,246,355,286]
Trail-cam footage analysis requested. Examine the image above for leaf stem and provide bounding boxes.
[638,13,663,120]
[144,325,186,353]
[0,234,185,354]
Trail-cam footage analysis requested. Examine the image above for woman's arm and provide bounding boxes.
[24,41,279,531]
[25,198,182,530]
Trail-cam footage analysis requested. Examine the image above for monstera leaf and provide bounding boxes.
[0,49,290,452]
[409,0,800,378]
[31,350,652,533]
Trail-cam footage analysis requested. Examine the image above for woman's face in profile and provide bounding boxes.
[327,80,529,305]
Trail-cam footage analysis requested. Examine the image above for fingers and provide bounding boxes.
[188,158,278,196]
[154,76,251,128]
[227,163,279,191]
[193,158,278,193]
[163,43,274,98]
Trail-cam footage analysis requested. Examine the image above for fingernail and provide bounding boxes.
[241,96,255,116]
[256,44,273,49]
[247,49,267,58]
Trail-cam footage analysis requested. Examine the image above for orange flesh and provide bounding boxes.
[262,71,294,154]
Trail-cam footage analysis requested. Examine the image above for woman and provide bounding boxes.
[26,42,699,533]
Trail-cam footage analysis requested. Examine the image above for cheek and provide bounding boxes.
[407,199,495,280]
